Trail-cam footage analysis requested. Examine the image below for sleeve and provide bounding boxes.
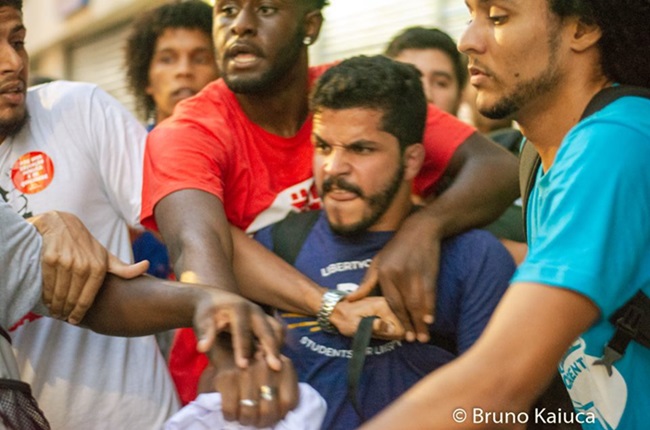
[0,201,46,329]
[86,86,148,228]
[253,225,274,251]
[455,231,515,353]
[414,104,476,196]
[513,116,650,318]
[141,116,228,231]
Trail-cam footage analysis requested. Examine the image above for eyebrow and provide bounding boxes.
[313,133,378,148]
[430,70,454,81]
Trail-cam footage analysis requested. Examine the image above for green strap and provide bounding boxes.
[347,315,377,422]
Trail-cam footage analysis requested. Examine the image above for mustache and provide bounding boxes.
[322,176,364,198]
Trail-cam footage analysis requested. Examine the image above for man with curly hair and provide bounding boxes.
[125,1,220,284]
[363,0,650,428]
[125,0,219,127]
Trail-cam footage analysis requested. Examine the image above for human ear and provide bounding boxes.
[569,18,602,53]
[403,143,425,181]
[303,10,324,44]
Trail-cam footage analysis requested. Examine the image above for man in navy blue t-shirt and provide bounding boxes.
[254,55,514,429]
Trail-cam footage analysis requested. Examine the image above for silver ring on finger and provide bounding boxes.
[260,385,277,402]
[239,398,258,407]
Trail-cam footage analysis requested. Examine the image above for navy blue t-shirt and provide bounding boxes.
[255,212,514,429]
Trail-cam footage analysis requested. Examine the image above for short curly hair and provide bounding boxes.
[125,0,214,120]
[311,55,427,150]
[548,0,650,87]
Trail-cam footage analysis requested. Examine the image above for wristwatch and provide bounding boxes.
[317,290,348,333]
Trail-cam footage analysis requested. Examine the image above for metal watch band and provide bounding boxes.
[317,290,348,333]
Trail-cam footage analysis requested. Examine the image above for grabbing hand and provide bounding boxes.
[330,296,405,340]
[31,211,149,325]
[194,289,284,372]
[347,210,440,343]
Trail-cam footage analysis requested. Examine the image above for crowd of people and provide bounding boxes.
[1,0,649,429]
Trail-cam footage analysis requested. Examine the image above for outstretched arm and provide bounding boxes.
[350,132,519,342]
[155,189,240,290]
[361,282,598,429]
[79,273,283,370]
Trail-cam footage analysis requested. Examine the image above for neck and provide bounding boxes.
[234,58,311,137]
[516,58,612,171]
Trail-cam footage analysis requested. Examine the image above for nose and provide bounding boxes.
[0,42,24,75]
[421,78,435,104]
[230,6,257,37]
[458,19,483,56]
[175,56,192,77]
[323,147,350,177]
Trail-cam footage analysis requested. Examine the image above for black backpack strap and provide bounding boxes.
[518,141,541,242]
[594,291,650,376]
[519,85,650,242]
[271,210,321,265]
[0,327,10,344]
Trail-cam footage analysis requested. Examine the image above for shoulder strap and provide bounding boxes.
[594,291,650,376]
[271,210,321,266]
[519,85,650,241]
[0,327,10,344]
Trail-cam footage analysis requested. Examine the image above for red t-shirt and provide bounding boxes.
[142,64,475,404]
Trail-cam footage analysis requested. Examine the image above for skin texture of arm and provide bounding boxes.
[79,273,282,369]
[350,132,519,342]
[359,282,599,429]
[230,226,326,315]
[155,189,239,291]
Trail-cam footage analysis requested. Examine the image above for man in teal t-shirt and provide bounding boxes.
[361,1,650,429]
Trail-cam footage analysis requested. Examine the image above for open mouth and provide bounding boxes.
[226,42,262,67]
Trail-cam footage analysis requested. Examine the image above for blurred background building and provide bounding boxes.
[24,0,469,119]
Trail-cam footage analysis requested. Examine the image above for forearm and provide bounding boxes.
[424,132,519,238]
[231,227,325,315]
[156,190,240,292]
[362,283,599,429]
[79,274,201,336]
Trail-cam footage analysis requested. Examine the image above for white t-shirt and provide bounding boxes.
[0,81,179,429]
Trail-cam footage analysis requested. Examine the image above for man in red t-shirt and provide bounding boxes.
[142,0,518,406]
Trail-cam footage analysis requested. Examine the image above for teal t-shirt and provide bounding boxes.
[513,96,650,429]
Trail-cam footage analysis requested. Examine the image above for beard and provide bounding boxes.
[223,28,305,95]
[323,162,405,237]
[479,30,562,120]
[0,108,28,140]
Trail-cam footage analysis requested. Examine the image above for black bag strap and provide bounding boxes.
[594,291,650,376]
[347,315,378,422]
[0,327,10,344]
[519,85,650,241]
[271,210,321,266]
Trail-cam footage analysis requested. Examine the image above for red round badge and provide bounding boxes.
[11,151,55,194]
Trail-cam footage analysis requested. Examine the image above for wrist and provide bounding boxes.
[317,290,348,333]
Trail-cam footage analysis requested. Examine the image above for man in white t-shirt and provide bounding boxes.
[0,201,285,429]
[0,2,253,428]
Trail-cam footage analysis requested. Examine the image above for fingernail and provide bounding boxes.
[68,318,79,325]
[406,331,416,342]
[423,315,434,324]
[417,333,430,343]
